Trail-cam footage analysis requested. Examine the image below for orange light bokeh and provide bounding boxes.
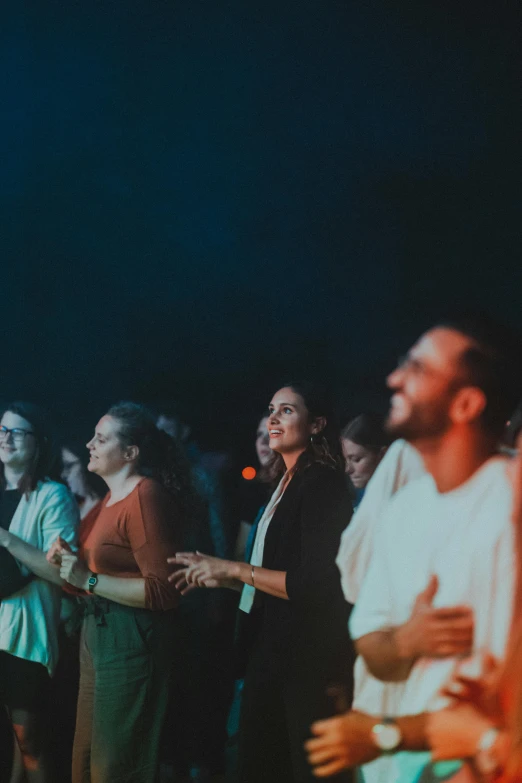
[242,466,257,480]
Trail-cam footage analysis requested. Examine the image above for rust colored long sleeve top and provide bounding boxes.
[78,478,181,611]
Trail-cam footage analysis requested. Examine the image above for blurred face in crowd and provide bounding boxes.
[62,447,90,498]
[255,416,271,467]
[87,415,135,478]
[386,327,475,442]
[157,414,190,443]
[342,439,384,489]
[0,411,37,472]
[267,387,324,463]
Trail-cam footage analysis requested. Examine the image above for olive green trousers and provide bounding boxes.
[72,598,176,783]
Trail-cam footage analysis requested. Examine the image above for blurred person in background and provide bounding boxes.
[157,403,229,558]
[341,414,391,507]
[61,442,105,519]
[157,403,235,782]
[502,400,522,455]
[169,382,355,783]
[0,402,79,783]
[233,413,271,561]
[226,413,272,780]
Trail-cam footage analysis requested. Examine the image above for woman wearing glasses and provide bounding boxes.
[0,402,79,783]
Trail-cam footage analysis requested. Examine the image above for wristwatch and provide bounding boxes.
[371,717,403,753]
[474,727,501,777]
[87,573,98,594]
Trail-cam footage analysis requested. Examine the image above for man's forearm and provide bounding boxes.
[397,713,429,750]
[356,627,415,682]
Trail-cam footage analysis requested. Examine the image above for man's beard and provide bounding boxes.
[385,402,451,443]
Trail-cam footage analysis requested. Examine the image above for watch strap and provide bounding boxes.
[87,573,98,594]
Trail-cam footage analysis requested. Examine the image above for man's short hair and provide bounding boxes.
[436,312,522,437]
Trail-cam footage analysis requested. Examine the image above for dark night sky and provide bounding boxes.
[2,0,521,458]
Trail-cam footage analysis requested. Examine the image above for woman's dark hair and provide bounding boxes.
[263,382,345,482]
[0,402,63,496]
[341,413,391,452]
[107,401,202,522]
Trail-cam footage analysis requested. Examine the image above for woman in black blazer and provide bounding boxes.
[170,383,354,782]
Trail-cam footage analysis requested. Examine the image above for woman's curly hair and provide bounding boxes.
[107,401,203,525]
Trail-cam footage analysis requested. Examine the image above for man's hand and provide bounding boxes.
[427,703,495,761]
[441,652,503,723]
[395,575,474,659]
[305,711,380,778]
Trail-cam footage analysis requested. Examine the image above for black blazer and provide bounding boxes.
[253,461,354,687]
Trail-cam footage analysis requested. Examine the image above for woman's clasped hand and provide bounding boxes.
[167,551,240,592]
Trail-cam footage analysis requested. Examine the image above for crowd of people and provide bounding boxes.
[0,312,521,783]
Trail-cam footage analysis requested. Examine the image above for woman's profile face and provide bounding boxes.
[62,448,89,497]
[86,415,132,478]
[267,387,318,458]
[342,438,383,489]
[0,411,37,471]
[255,416,271,466]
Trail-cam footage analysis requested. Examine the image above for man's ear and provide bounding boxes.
[123,445,139,463]
[311,416,327,436]
[450,386,487,425]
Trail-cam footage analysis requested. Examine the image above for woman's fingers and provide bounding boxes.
[169,569,190,587]
[168,552,202,562]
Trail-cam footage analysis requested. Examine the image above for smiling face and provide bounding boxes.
[385,327,474,442]
[86,415,135,479]
[0,411,37,472]
[255,416,271,466]
[267,387,324,467]
[342,438,383,489]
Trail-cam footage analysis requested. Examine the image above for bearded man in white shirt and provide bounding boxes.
[306,314,522,782]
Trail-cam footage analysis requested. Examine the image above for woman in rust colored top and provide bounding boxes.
[49,401,198,783]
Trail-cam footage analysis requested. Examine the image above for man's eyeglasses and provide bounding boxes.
[0,426,35,443]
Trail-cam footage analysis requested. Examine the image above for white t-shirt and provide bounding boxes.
[336,440,426,783]
[337,439,425,605]
[350,456,515,783]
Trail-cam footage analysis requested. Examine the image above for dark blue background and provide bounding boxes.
[2,0,521,456]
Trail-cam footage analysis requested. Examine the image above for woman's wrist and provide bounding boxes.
[232,561,249,582]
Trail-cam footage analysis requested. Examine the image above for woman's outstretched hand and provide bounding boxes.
[167,552,240,594]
